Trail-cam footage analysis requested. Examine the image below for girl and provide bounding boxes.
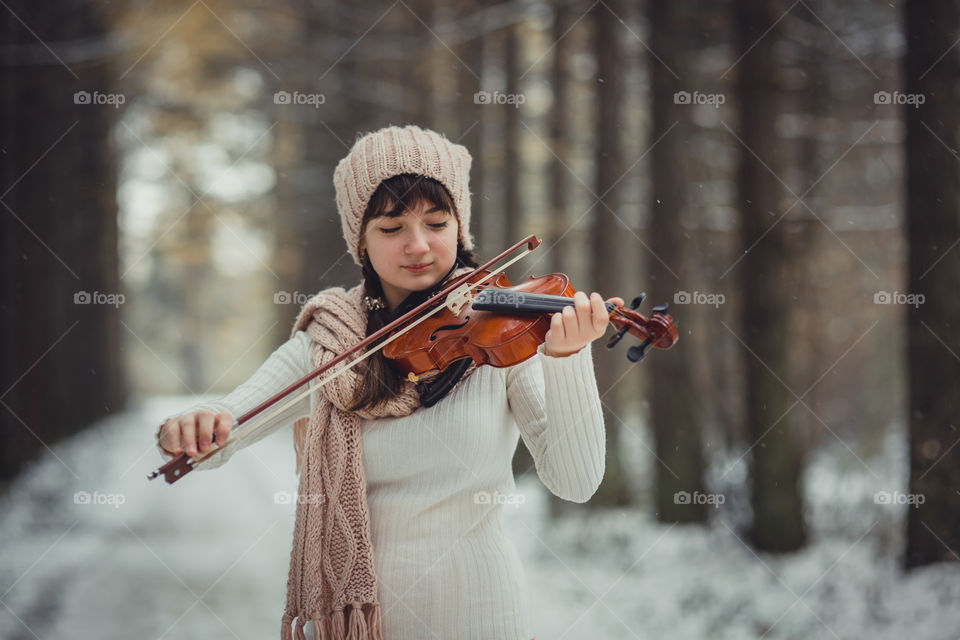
[157,125,622,640]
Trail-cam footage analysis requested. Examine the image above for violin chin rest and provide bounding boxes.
[416,357,474,407]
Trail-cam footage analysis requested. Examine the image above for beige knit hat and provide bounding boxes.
[334,125,475,266]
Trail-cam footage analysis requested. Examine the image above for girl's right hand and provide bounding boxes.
[159,410,234,458]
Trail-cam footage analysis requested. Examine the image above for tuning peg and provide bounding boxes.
[606,325,629,349]
[626,338,653,363]
[631,294,646,310]
[651,302,668,314]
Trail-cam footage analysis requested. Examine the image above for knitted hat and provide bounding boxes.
[334,125,475,266]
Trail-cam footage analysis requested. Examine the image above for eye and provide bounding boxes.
[379,222,449,234]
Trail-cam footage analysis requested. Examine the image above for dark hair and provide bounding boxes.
[346,174,479,412]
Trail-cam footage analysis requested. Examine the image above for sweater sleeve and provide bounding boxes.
[156,330,315,471]
[505,342,607,503]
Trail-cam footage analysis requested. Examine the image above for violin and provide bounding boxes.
[148,235,677,484]
[384,269,677,381]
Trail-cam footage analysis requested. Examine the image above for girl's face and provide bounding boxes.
[359,198,460,312]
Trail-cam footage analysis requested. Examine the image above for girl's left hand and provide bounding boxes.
[543,291,624,358]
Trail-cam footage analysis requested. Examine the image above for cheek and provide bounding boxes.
[440,223,459,244]
[368,234,394,253]
[370,243,395,265]
[435,231,458,254]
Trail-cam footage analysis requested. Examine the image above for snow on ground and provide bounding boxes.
[1,396,958,640]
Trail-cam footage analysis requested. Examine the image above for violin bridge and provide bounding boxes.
[445,283,475,315]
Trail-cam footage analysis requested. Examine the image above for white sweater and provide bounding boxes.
[159,331,606,640]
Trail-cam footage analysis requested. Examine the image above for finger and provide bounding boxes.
[562,303,578,339]
[181,414,197,457]
[572,291,590,335]
[161,419,182,454]
[213,412,233,446]
[551,310,566,343]
[197,412,215,453]
[591,292,608,333]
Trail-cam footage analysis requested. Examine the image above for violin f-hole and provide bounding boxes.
[428,316,471,341]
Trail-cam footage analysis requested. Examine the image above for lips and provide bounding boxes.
[404,263,432,272]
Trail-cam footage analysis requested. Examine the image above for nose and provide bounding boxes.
[405,220,431,254]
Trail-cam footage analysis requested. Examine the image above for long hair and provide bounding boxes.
[346,174,479,412]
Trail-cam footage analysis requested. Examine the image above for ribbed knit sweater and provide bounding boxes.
[159,331,606,639]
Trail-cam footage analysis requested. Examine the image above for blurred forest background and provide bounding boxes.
[2,0,960,638]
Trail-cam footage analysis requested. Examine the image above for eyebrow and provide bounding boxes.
[380,205,449,218]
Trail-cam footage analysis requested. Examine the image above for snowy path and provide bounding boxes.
[1,397,958,639]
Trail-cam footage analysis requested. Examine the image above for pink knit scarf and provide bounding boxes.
[281,268,477,640]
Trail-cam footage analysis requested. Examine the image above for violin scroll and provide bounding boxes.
[606,294,678,362]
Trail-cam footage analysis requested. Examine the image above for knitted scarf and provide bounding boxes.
[281,267,477,640]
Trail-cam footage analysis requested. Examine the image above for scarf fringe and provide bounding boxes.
[282,604,382,640]
[365,603,382,638]
[348,604,368,638]
[315,617,330,640]
[330,610,346,640]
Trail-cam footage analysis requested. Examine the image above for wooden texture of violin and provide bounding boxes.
[382,268,680,376]
[382,271,576,376]
[383,271,679,380]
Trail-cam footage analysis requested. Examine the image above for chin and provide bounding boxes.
[409,271,447,290]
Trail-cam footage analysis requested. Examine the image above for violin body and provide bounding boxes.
[383,270,576,378]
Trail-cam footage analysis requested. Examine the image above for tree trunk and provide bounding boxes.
[0,1,125,482]
[456,1,486,252]
[903,0,960,569]
[405,0,435,125]
[547,2,571,278]
[735,0,806,551]
[648,0,707,523]
[503,23,521,250]
[273,1,366,344]
[589,0,631,506]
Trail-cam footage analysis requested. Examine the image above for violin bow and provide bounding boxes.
[148,235,542,484]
